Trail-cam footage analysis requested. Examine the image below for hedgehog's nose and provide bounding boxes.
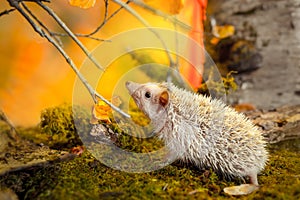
[125,81,132,90]
[125,81,131,87]
[125,81,140,94]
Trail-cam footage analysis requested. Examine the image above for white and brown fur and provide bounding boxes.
[126,81,268,186]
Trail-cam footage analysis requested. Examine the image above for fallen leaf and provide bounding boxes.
[69,0,96,9]
[71,146,85,156]
[234,103,256,112]
[223,184,259,196]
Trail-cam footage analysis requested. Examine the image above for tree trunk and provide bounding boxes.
[212,0,300,109]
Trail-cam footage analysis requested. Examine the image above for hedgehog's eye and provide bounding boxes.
[145,91,151,98]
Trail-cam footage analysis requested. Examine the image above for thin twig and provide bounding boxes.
[51,0,131,40]
[36,1,105,71]
[51,32,109,42]
[23,0,50,2]
[21,2,63,46]
[8,0,130,118]
[130,0,191,31]
[85,0,130,36]
[87,0,110,36]
[0,8,16,17]
[112,0,176,68]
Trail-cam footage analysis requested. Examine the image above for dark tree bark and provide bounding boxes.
[212,0,300,109]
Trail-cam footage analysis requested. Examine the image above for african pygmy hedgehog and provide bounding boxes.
[126,81,268,194]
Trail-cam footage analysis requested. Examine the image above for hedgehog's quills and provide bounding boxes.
[126,81,268,195]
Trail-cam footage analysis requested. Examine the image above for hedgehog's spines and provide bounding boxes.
[125,81,268,185]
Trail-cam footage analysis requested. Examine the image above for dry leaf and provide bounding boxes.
[90,96,123,124]
[210,37,220,45]
[210,24,235,45]
[111,96,122,107]
[71,146,85,156]
[223,184,259,196]
[212,25,235,39]
[91,100,112,124]
[69,0,96,9]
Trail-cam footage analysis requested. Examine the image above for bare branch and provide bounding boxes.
[52,32,110,42]
[36,1,105,71]
[21,2,63,46]
[0,8,16,17]
[85,0,130,36]
[51,0,131,40]
[8,0,130,118]
[8,0,46,37]
[22,0,50,2]
[87,0,110,36]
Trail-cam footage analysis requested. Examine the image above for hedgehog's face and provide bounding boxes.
[126,81,169,126]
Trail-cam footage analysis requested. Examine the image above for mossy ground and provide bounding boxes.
[1,143,299,199]
[1,134,300,199]
[0,105,299,199]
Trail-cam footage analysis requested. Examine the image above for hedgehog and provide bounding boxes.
[125,81,268,195]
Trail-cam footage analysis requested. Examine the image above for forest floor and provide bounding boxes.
[0,104,300,200]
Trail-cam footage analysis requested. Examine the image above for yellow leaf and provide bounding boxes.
[143,0,183,15]
[212,25,235,39]
[210,37,220,45]
[69,0,96,9]
[91,100,111,123]
[90,96,123,124]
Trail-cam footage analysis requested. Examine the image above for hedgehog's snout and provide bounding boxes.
[125,81,131,88]
[126,81,141,95]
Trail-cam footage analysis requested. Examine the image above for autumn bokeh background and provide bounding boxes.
[0,0,207,126]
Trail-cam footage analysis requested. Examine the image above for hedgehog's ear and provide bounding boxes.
[159,90,169,107]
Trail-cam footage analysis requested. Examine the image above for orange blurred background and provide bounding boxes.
[0,0,206,126]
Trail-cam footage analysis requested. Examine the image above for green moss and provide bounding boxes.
[18,104,91,149]
[198,70,238,95]
[1,105,299,199]
[1,141,299,199]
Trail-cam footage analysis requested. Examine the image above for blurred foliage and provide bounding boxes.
[129,50,186,87]
[198,70,238,95]
[143,0,184,15]
[69,0,96,9]
[222,71,238,91]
